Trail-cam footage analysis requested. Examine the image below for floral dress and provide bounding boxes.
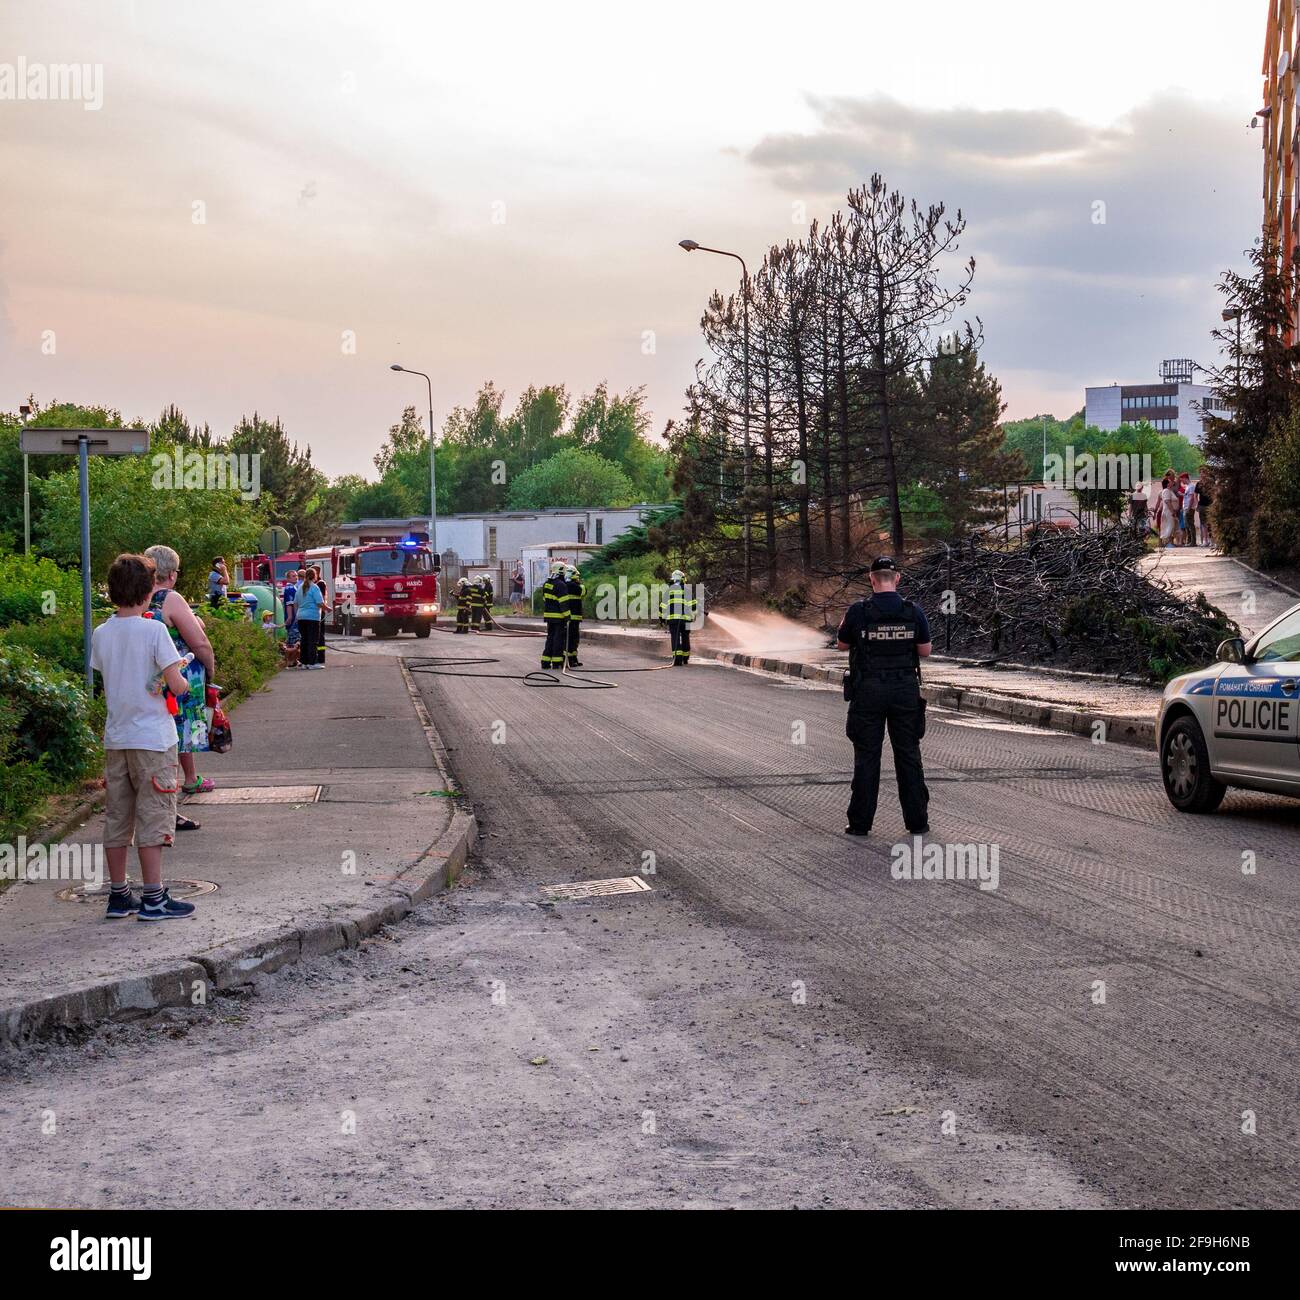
[148,589,209,752]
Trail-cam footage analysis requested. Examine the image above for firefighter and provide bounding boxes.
[662,569,696,666]
[469,577,486,631]
[564,564,585,667]
[540,560,569,669]
[836,556,931,837]
[479,575,497,629]
[454,578,472,634]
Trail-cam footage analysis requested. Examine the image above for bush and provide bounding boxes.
[0,645,97,784]
[0,610,90,678]
[0,551,86,624]
[205,612,279,702]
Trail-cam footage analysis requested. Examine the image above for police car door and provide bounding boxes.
[1212,606,1300,785]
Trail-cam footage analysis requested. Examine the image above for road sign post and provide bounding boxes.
[259,525,291,627]
[19,427,151,692]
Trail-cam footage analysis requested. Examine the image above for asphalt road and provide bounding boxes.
[407,627,1299,1208]
[2,628,1295,1209]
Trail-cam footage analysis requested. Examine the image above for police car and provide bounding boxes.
[1158,602,1300,812]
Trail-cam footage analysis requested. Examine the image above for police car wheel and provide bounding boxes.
[1161,716,1226,814]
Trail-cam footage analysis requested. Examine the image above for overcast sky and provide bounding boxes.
[0,0,1267,476]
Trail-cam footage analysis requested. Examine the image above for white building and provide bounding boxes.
[1084,360,1230,446]
[332,505,668,577]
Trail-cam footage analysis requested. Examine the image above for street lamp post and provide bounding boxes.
[679,239,751,592]
[389,364,438,558]
[1222,307,1244,391]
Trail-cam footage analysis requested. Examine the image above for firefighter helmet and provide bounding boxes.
[670,569,685,582]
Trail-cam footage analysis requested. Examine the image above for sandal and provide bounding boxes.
[176,815,201,831]
[181,777,215,794]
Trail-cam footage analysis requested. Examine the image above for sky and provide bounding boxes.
[0,0,1270,477]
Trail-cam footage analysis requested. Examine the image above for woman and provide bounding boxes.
[297,565,330,668]
[1158,474,1179,548]
[144,544,219,830]
[1182,477,1199,548]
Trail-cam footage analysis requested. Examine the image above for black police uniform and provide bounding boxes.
[838,591,930,834]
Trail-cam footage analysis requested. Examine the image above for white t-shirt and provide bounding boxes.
[90,615,183,751]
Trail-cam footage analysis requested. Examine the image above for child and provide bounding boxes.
[90,553,197,921]
[261,610,276,635]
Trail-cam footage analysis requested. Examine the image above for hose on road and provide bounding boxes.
[327,619,676,687]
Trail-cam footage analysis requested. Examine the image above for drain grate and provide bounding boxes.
[184,785,321,805]
[541,876,653,901]
[56,878,220,902]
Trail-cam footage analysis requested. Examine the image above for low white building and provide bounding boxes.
[332,505,669,567]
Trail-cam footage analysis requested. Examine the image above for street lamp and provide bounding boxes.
[389,364,438,559]
[1222,307,1243,390]
[679,238,751,592]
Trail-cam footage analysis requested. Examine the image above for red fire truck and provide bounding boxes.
[305,539,439,638]
[237,552,305,587]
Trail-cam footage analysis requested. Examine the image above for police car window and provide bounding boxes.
[1253,609,1300,662]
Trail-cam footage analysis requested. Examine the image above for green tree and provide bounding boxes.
[913,345,1023,533]
[506,447,636,510]
[226,413,328,547]
[37,448,265,598]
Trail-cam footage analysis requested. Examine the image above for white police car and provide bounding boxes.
[1158,602,1300,812]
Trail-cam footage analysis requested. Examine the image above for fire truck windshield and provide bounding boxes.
[358,548,431,577]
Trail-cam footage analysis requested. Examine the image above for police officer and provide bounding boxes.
[662,569,696,666]
[540,560,569,669]
[564,564,585,667]
[836,556,930,837]
[453,577,472,634]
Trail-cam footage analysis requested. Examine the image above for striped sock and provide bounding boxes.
[142,887,165,906]
[109,880,131,896]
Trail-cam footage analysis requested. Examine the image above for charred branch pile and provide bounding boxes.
[837,527,1239,681]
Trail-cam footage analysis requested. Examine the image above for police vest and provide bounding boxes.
[850,599,921,676]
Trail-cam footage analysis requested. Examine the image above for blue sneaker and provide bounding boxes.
[137,889,196,921]
[105,890,141,919]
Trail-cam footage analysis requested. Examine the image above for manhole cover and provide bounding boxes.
[55,878,220,902]
[541,876,653,900]
[184,785,321,805]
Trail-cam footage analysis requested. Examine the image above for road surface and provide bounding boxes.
[1,629,1295,1209]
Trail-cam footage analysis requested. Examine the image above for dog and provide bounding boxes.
[278,640,301,668]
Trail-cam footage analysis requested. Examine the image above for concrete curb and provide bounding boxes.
[0,667,477,1050]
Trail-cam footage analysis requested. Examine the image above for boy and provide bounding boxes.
[91,553,197,920]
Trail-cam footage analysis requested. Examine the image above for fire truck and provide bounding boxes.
[236,552,305,587]
[305,539,439,638]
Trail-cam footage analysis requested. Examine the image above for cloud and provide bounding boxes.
[745,93,1261,408]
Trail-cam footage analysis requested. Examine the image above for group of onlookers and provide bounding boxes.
[1134,471,1212,548]
[280,566,329,667]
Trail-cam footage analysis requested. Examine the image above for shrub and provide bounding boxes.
[0,551,86,624]
[0,644,98,787]
[205,612,279,702]
[0,610,89,678]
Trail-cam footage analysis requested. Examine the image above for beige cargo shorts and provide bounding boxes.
[103,746,179,849]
